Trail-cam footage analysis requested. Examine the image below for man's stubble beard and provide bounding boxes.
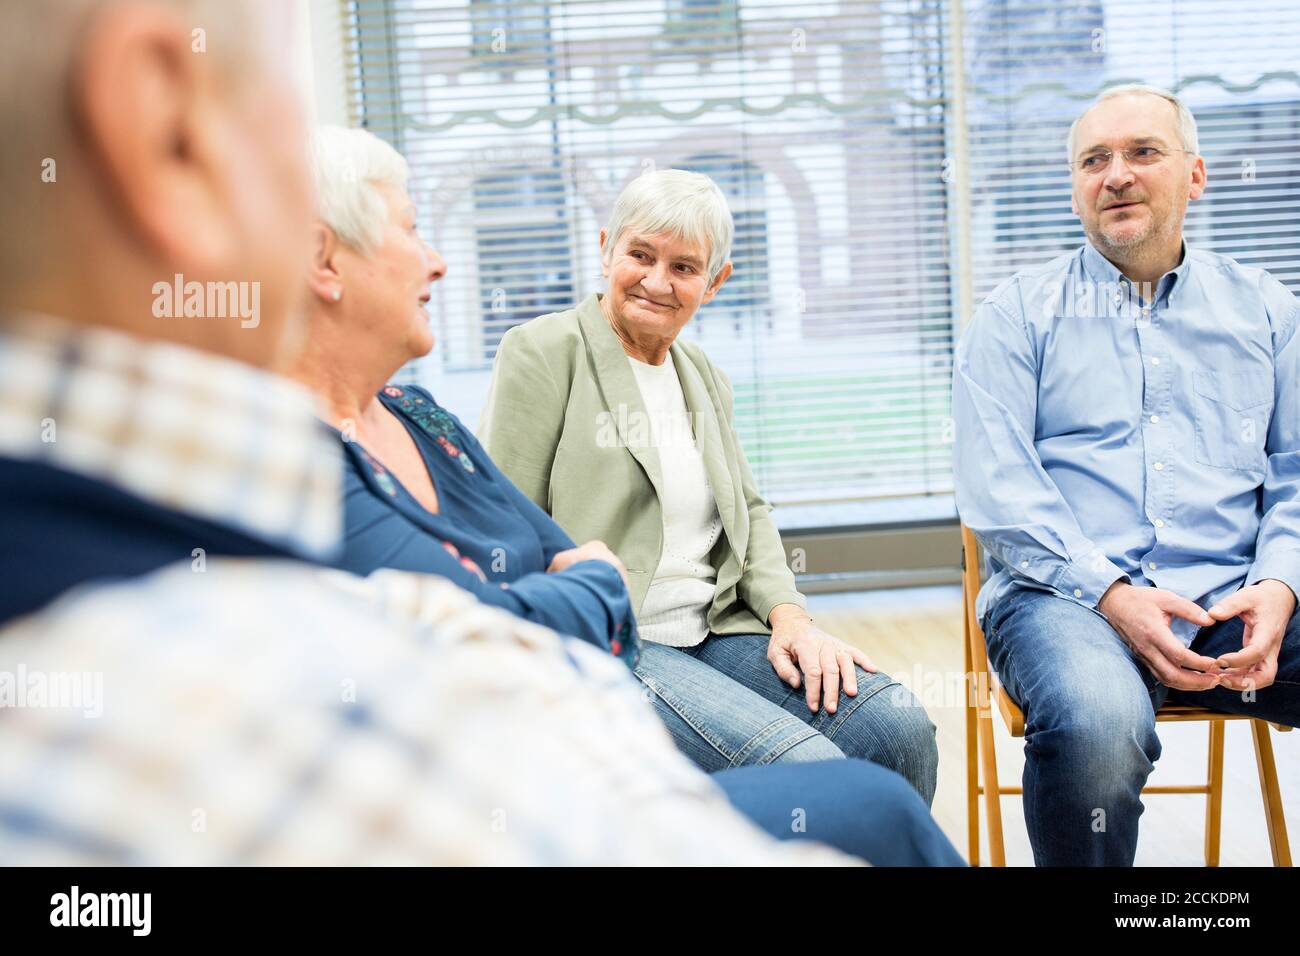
[1087,199,1184,262]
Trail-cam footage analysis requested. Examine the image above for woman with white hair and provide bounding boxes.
[288,127,963,864]
[481,170,940,801]
[289,125,638,660]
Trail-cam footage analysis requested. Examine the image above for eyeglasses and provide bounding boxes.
[1070,145,1196,175]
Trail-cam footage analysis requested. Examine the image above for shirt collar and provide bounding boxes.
[1081,239,1192,309]
[0,313,341,561]
[1162,242,1193,305]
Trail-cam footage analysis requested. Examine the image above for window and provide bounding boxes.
[474,166,575,360]
[1194,101,1300,289]
[677,154,771,334]
[662,0,741,57]
[341,0,1300,524]
[470,0,554,71]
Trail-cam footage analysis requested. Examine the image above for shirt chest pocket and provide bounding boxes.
[1191,370,1272,474]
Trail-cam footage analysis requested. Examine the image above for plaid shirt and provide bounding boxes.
[0,316,849,865]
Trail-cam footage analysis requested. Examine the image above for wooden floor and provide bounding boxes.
[807,586,1300,866]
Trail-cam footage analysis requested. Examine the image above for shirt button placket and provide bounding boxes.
[1137,302,1172,541]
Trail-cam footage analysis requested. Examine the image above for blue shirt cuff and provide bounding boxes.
[1050,552,1129,608]
[1245,551,1300,603]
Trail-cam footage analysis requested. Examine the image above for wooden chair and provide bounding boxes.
[961,524,1293,866]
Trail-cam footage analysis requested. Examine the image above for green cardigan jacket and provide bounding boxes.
[479,293,806,637]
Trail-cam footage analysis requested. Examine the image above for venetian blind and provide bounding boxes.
[342,0,957,514]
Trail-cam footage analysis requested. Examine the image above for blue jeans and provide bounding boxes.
[985,586,1300,866]
[714,760,965,866]
[634,633,939,805]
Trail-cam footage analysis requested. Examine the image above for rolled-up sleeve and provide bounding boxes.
[953,297,1128,608]
[1246,287,1300,601]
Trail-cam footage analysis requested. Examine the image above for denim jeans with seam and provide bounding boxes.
[984,586,1300,866]
[633,632,939,806]
[714,760,965,866]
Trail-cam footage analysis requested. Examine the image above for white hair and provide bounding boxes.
[310,125,410,254]
[604,169,734,282]
[1067,84,1200,162]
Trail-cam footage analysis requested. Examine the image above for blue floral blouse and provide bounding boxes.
[331,385,637,667]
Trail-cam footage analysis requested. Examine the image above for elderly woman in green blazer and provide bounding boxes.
[480,170,938,803]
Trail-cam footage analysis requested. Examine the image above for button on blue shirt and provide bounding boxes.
[954,241,1300,643]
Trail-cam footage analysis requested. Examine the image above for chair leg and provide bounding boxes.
[977,704,1007,867]
[1204,720,1225,867]
[965,688,981,866]
[964,624,980,867]
[1251,720,1293,866]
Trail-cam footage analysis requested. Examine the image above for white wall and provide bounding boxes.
[300,0,349,125]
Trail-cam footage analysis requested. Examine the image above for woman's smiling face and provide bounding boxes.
[600,227,730,358]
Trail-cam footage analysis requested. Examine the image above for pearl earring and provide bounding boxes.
[332,289,343,302]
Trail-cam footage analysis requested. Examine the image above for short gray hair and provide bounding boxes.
[1067,84,1200,161]
[310,126,410,254]
[603,169,734,282]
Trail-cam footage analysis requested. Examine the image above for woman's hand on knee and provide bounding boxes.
[767,604,877,715]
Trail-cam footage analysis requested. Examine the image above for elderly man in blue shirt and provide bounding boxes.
[953,84,1300,866]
